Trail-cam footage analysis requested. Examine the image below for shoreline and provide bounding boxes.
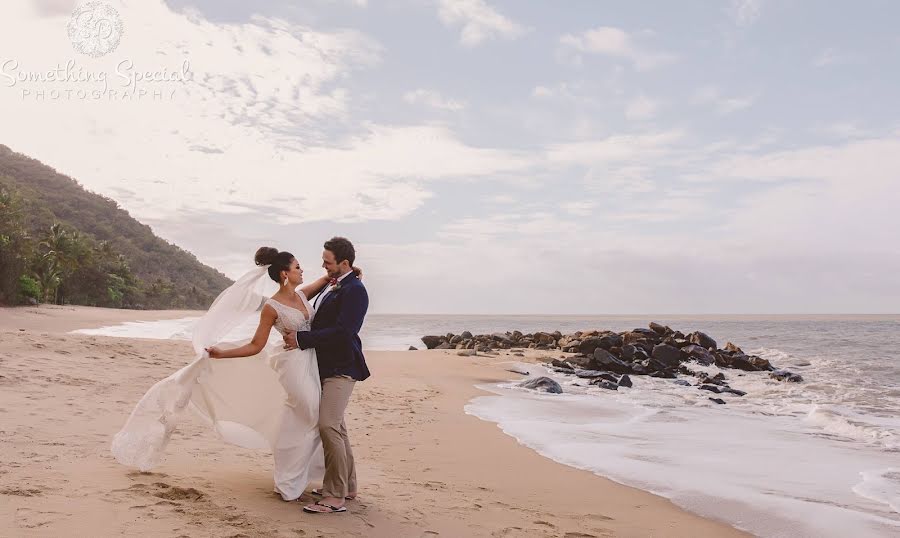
[0,306,748,536]
[0,304,203,332]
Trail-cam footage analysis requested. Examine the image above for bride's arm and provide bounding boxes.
[300,274,330,301]
[207,305,277,359]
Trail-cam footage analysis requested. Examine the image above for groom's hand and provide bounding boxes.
[283,331,299,350]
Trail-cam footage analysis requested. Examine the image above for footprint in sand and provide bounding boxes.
[150,482,206,502]
[14,507,65,529]
[1,487,43,497]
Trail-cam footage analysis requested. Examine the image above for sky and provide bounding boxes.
[1,0,898,314]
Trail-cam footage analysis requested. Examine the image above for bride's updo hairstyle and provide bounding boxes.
[254,246,295,283]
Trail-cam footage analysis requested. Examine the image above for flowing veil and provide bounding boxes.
[111,266,290,471]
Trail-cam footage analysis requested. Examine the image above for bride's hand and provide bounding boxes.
[206,346,224,359]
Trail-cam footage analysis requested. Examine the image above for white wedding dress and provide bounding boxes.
[111,267,325,501]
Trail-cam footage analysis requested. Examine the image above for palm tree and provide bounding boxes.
[36,253,61,303]
[38,224,85,304]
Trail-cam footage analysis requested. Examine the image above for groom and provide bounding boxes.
[283,236,369,514]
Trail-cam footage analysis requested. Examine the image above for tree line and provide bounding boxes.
[1,186,204,308]
[0,145,232,309]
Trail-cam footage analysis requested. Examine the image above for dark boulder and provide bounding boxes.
[631,363,649,375]
[460,331,473,339]
[674,379,692,386]
[688,331,717,350]
[617,374,633,388]
[518,376,563,394]
[770,369,803,383]
[587,372,620,384]
[749,356,773,370]
[592,349,632,374]
[724,342,743,354]
[622,329,661,345]
[435,342,452,350]
[408,346,418,351]
[729,354,760,372]
[421,336,444,349]
[578,336,603,355]
[597,334,624,350]
[697,374,726,386]
[573,369,607,379]
[566,355,594,369]
[592,380,619,391]
[491,333,513,346]
[698,384,722,393]
[681,344,715,366]
[651,344,682,367]
[551,359,573,370]
[649,322,669,335]
[708,397,726,405]
[621,344,650,362]
[719,387,747,396]
[534,332,556,346]
[713,351,732,368]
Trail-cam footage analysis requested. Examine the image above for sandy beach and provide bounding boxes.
[0,306,749,537]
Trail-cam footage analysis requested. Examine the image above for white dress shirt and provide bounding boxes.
[313,270,353,308]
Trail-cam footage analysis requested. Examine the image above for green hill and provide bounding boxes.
[0,144,232,309]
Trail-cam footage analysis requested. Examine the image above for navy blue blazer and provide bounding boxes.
[296,274,370,381]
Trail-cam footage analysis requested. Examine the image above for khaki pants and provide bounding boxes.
[319,376,357,498]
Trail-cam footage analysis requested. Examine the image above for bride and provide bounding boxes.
[111,246,351,501]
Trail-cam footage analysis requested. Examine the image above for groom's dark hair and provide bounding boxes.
[324,236,355,266]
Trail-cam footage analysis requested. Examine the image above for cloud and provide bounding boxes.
[559,26,676,71]
[364,134,900,313]
[731,0,762,26]
[705,136,900,188]
[816,122,870,139]
[544,131,684,166]
[625,94,659,120]
[0,1,527,235]
[436,0,528,47]
[403,88,466,111]
[812,48,854,68]
[692,85,756,115]
[561,200,594,217]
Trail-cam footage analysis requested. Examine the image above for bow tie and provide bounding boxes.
[328,278,338,287]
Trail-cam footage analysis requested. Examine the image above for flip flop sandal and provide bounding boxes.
[311,489,356,500]
[303,502,347,514]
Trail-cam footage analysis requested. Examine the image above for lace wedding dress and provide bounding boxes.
[111,267,325,501]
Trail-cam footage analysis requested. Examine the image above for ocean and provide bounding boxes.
[73,314,900,537]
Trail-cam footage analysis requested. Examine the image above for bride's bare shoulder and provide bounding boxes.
[261,301,278,316]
